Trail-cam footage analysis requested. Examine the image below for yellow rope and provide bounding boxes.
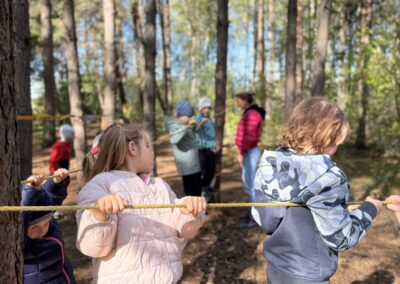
[17,114,72,121]
[0,201,389,212]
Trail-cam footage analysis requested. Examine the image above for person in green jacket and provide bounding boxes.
[164,100,202,196]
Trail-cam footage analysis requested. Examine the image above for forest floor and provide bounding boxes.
[31,130,400,284]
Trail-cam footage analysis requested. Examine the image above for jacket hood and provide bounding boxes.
[245,104,266,120]
[254,148,337,202]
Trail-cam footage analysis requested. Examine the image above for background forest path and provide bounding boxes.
[31,135,400,284]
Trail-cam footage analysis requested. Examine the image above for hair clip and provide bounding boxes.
[90,146,100,154]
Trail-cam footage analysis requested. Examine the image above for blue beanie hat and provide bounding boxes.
[176,100,194,117]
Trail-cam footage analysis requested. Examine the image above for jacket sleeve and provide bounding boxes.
[41,178,70,205]
[252,189,286,234]
[305,172,377,252]
[21,185,47,206]
[165,182,205,239]
[168,123,190,145]
[76,178,118,258]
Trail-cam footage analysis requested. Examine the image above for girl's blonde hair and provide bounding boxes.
[278,97,350,154]
[79,124,144,189]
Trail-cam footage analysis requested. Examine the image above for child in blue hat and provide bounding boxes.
[164,100,202,196]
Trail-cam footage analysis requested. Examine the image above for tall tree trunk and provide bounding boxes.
[0,1,24,281]
[311,0,332,97]
[143,0,157,174]
[91,27,104,113]
[189,0,200,98]
[115,6,127,119]
[15,0,32,179]
[63,0,87,168]
[214,0,229,202]
[295,0,303,103]
[102,0,117,130]
[285,0,297,118]
[158,0,173,115]
[337,0,347,110]
[132,0,145,118]
[267,0,275,84]
[254,0,265,85]
[40,0,57,146]
[356,0,372,148]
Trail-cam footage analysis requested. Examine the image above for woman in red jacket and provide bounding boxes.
[235,92,265,229]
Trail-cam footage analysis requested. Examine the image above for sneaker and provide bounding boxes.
[240,219,258,229]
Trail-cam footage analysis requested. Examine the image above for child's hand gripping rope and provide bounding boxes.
[91,195,207,222]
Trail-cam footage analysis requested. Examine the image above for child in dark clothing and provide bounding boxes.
[23,168,76,284]
[49,124,74,173]
[194,97,218,200]
[252,97,382,283]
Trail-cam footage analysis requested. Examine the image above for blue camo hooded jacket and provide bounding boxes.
[252,148,377,282]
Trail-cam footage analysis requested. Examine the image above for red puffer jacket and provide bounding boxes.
[235,104,266,155]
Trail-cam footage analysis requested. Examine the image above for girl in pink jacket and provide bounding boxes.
[76,124,207,284]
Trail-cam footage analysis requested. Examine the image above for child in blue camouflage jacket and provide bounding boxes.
[252,97,382,284]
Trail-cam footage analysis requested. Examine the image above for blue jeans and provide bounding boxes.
[242,147,261,203]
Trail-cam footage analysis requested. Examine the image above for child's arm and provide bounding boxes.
[175,196,207,239]
[41,168,70,205]
[252,194,286,234]
[164,182,206,239]
[306,172,382,251]
[21,175,47,206]
[168,123,190,144]
[76,179,126,258]
[385,195,400,226]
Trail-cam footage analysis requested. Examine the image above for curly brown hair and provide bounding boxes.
[278,97,349,154]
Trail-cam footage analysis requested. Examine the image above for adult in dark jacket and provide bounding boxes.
[22,169,76,284]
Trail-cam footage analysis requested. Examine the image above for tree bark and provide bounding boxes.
[356,0,372,148]
[91,27,104,112]
[267,0,275,84]
[285,0,297,118]
[189,0,200,98]
[63,0,87,168]
[158,0,173,115]
[40,0,57,146]
[132,0,145,118]
[295,0,303,103]
[254,0,265,85]
[0,1,24,282]
[214,0,229,202]
[337,0,347,110]
[102,0,117,129]
[143,0,158,174]
[311,0,332,97]
[14,0,32,180]
[115,6,127,118]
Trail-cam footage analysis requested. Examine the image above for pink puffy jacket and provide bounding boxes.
[76,170,204,284]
